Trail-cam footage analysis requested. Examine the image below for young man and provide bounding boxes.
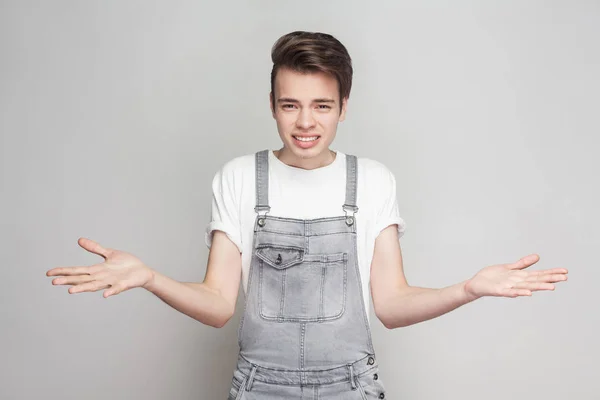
[47,31,568,399]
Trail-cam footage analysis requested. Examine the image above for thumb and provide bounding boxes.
[78,237,111,259]
[509,254,540,270]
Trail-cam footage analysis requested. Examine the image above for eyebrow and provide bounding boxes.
[277,97,336,104]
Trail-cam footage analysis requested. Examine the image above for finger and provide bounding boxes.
[47,263,104,277]
[47,266,93,276]
[52,275,95,286]
[514,281,555,291]
[78,237,111,259]
[526,268,569,276]
[500,288,532,297]
[69,280,110,294]
[508,254,540,270]
[525,273,568,283]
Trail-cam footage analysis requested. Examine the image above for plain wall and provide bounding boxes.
[1,1,598,399]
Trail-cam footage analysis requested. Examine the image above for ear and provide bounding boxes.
[269,91,276,119]
[338,97,348,122]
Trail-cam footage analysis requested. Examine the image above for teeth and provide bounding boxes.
[294,136,319,142]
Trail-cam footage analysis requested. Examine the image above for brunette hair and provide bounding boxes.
[270,31,353,112]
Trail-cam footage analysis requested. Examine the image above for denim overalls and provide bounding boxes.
[228,150,387,399]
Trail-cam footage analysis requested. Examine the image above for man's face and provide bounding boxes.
[270,67,347,160]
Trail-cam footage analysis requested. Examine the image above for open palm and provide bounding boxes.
[464,254,568,300]
[47,237,154,297]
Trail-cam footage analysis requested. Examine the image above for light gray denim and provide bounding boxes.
[227,150,387,399]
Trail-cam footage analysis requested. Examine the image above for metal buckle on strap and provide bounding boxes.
[255,205,270,227]
[342,204,358,226]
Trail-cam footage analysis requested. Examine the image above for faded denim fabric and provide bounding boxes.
[227,150,387,399]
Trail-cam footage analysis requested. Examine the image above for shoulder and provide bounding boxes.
[353,155,398,210]
[212,152,255,179]
[355,155,396,184]
[218,152,255,174]
[209,152,257,195]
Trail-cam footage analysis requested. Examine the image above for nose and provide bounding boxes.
[296,107,316,129]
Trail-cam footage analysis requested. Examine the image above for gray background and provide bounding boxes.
[1,1,598,399]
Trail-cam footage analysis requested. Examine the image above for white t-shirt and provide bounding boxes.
[204,149,406,322]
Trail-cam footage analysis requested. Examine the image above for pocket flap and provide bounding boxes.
[256,245,304,269]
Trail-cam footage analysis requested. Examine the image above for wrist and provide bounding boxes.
[462,279,480,303]
[142,266,157,292]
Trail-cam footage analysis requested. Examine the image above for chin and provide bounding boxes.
[289,137,331,153]
[292,144,325,158]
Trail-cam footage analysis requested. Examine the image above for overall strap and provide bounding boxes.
[254,149,270,215]
[343,154,359,217]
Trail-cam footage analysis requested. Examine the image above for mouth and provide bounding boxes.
[292,134,321,149]
[292,135,320,142]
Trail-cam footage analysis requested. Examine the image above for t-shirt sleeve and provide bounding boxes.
[204,165,243,253]
[373,167,406,240]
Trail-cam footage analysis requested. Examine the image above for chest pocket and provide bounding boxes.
[255,244,348,322]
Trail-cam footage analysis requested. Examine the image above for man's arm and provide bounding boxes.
[370,225,568,329]
[145,230,242,328]
[369,225,474,329]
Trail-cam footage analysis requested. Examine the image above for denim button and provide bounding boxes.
[258,218,266,227]
[373,373,378,380]
[345,216,354,226]
[367,357,374,365]
[379,393,385,399]
[275,254,282,264]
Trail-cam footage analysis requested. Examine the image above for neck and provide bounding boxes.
[274,147,336,170]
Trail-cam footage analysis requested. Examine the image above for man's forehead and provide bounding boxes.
[274,69,339,101]
[276,96,336,103]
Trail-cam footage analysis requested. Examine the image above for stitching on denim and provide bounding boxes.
[256,228,304,236]
[258,260,264,318]
[234,367,378,387]
[257,245,346,264]
[254,151,258,208]
[246,365,257,392]
[348,364,356,390]
[300,256,346,263]
[238,353,372,373]
[355,375,368,400]
[256,246,304,269]
[352,231,375,354]
[258,228,354,236]
[279,268,286,320]
[236,370,377,387]
[258,256,348,322]
[237,221,260,348]
[256,243,305,251]
[235,375,248,400]
[260,215,348,223]
[319,264,325,319]
[342,253,348,319]
[310,230,356,236]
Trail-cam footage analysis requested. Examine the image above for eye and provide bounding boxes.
[282,104,296,109]
[317,105,331,109]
